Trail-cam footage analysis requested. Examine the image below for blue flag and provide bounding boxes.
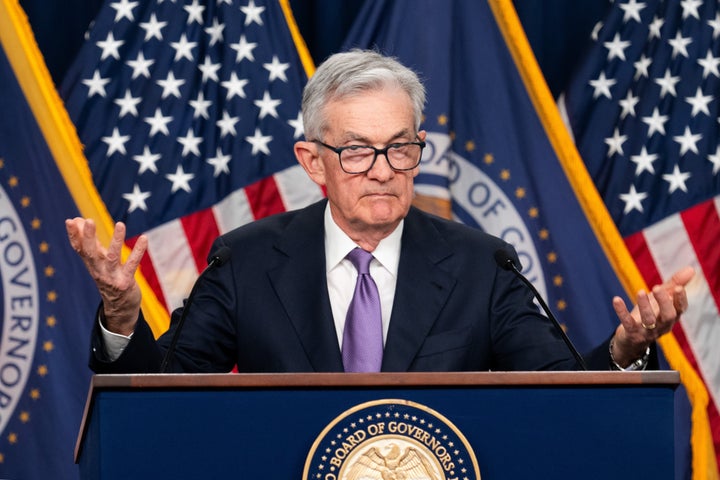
[0,1,102,478]
[343,0,696,477]
[344,0,627,349]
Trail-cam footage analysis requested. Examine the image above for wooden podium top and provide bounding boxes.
[86,370,679,389]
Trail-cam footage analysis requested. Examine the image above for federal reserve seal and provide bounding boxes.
[417,131,548,297]
[0,172,42,465]
[0,181,39,437]
[303,399,481,480]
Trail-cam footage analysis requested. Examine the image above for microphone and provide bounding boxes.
[494,249,588,371]
[159,246,232,373]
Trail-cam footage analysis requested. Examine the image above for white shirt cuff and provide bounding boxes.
[99,317,133,361]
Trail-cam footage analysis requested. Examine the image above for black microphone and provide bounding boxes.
[494,249,588,370]
[159,246,232,373]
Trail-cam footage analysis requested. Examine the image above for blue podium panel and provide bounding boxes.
[76,372,677,479]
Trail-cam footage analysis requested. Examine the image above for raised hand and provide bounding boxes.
[610,266,694,367]
[66,218,148,335]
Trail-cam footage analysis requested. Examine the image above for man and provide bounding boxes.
[66,50,692,373]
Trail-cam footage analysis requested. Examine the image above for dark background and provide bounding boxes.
[19,0,611,98]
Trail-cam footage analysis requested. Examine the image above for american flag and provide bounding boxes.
[61,0,323,326]
[561,0,720,476]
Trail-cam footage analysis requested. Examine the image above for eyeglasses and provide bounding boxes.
[312,139,426,174]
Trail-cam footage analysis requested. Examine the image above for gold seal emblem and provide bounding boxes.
[303,399,481,480]
[341,438,443,479]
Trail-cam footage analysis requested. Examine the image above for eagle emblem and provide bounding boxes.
[344,443,442,480]
[303,399,480,479]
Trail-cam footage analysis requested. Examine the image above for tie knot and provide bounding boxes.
[347,248,373,274]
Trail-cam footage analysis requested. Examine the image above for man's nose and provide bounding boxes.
[366,152,394,180]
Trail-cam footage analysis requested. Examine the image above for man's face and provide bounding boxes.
[307,87,424,240]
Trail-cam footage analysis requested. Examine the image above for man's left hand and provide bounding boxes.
[610,266,695,368]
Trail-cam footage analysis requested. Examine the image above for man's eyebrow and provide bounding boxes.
[340,129,414,145]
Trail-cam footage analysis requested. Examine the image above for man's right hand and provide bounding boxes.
[66,218,147,336]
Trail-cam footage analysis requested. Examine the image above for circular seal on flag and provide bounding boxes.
[416,131,548,298]
[0,179,40,440]
[303,398,481,480]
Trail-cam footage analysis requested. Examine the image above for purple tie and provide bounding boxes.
[342,248,383,372]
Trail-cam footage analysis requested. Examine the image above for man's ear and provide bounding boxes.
[294,141,326,186]
[411,130,427,179]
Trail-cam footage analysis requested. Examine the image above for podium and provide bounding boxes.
[75,371,678,479]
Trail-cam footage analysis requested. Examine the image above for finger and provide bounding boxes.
[612,296,635,330]
[80,218,99,258]
[65,218,83,251]
[636,289,658,330]
[122,234,148,277]
[107,222,127,265]
[651,285,675,322]
[668,266,695,289]
[673,285,688,315]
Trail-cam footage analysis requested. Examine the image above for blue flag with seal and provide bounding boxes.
[0,0,113,478]
[343,0,694,477]
[344,0,628,352]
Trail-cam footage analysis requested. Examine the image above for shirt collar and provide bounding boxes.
[324,203,403,275]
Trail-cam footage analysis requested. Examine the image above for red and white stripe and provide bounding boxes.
[134,164,324,311]
[625,194,720,465]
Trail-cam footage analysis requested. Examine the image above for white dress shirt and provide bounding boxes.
[323,204,402,348]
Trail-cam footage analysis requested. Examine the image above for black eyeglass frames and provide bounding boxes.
[312,139,426,174]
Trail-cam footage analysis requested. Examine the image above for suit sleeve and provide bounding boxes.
[88,239,239,374]
[89,307,163,373]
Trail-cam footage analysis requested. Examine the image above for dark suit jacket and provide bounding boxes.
[91,199,621,373]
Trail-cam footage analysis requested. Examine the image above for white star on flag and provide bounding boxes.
[61,0,322,315]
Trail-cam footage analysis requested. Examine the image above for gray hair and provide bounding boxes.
[301,49,426,140]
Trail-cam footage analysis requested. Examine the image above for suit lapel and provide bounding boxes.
[382,208,456,371]
[265,202,456,372]
[267,200,344,372]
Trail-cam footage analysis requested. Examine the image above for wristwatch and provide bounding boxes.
[609,341,651,371]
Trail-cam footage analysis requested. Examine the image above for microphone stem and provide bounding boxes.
[159,255,222,373]
[509,263,588,371]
